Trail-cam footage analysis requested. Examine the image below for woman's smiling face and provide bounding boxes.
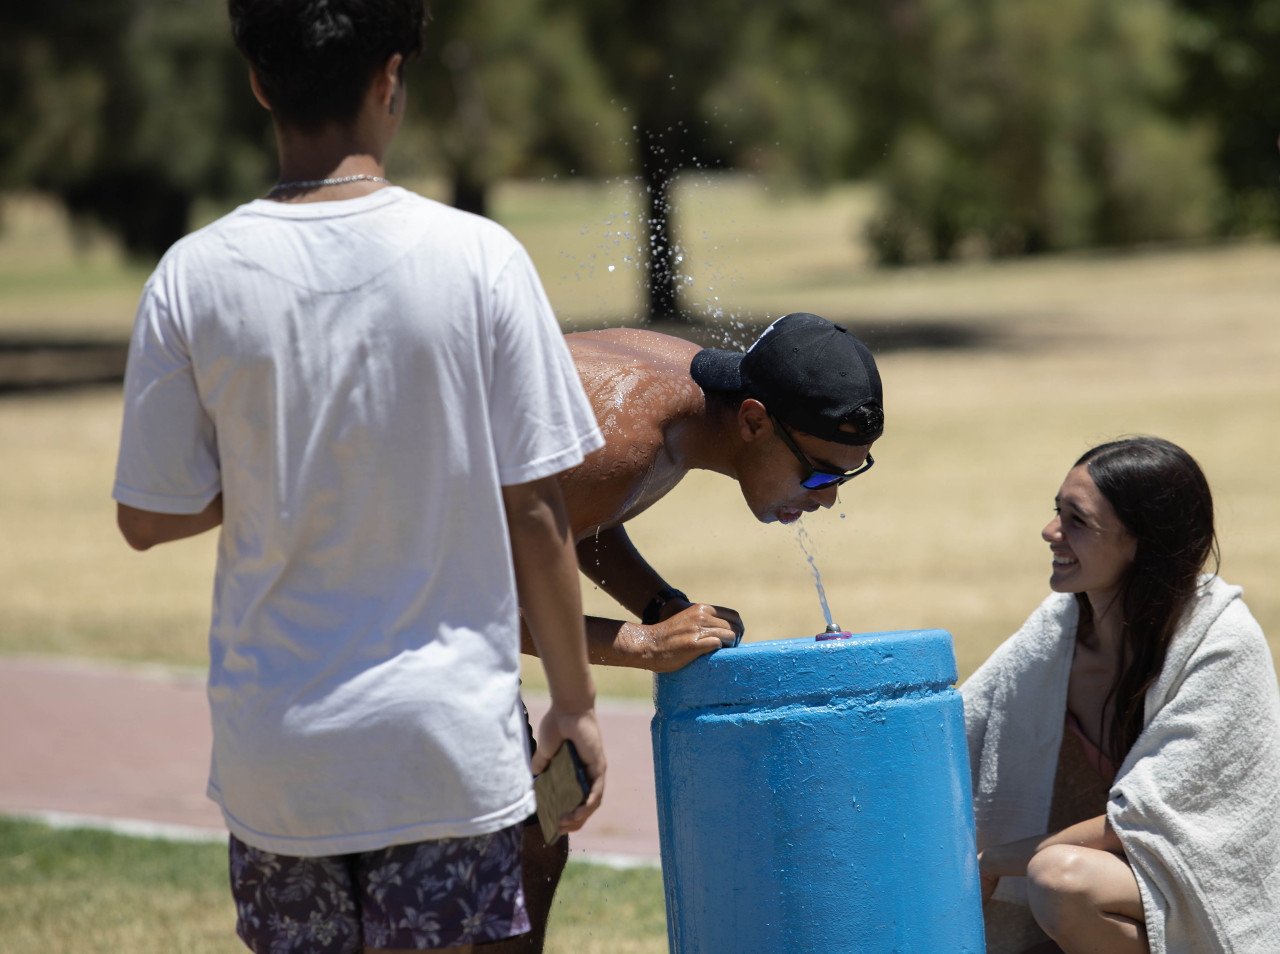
[1042,464,1137,604]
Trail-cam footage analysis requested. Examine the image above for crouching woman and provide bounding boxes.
[963,436,1280,953]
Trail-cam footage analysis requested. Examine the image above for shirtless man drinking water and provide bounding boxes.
[556,310,885,672]
[502,311,884,952]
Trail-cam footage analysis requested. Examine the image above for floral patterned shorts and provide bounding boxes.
[229,824,530,952]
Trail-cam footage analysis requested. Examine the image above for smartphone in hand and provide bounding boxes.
[534,740,591,844]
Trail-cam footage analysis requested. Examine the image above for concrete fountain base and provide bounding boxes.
[652,628,985,953]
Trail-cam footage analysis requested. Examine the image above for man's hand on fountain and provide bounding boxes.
[629,602,742,672]
[658,597,743,642]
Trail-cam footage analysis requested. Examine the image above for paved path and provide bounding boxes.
[0,656,660,866]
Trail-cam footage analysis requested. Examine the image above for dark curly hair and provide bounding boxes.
[1074,436,1219,764]
[228,0,427,130]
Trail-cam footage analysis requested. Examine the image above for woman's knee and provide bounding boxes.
[1026,843,1093,935]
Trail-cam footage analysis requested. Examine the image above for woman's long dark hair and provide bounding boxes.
[1074,436,1219,763]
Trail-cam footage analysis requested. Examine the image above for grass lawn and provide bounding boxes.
[0,817,667,954]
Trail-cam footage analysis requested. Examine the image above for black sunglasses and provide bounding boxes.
[770,414,875,489]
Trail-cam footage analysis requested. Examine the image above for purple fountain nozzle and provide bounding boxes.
[816,622,852,641]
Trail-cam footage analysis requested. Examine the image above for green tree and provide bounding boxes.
[2,1,626,253]
[1,0,272,259]
[866,0,1223,264]
[1170,0,1280,234]
[554,0,743,320]
[404,0,627,218]
[558,0,868,321]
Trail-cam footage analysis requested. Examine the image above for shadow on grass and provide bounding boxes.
[639,314,1006,354]
[0,315,1002,395]
[0,336,128,396]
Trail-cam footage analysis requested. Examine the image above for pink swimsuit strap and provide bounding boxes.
[1065,710,1121,784]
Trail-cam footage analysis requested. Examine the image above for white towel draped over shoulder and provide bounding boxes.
[962,576,1280,954]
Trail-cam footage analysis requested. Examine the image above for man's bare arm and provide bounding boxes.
[577,525,744,634]
[117,496,224,551]
[503,475,605,833]
[575,525,670,619]
[520,608,736,673]
[525,524,739,671]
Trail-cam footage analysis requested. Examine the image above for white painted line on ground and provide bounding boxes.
[570,848,662,870]
[5,810,664,870]
[9,809,228,843]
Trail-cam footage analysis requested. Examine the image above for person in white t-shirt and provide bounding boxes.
[112,2,606,951]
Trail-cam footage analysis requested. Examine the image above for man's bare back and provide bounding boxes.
[560,328,708,539]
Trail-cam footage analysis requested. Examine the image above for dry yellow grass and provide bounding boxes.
[2,181,1278,701]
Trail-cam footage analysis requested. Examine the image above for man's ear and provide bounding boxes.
[738,398,770,443]
[248,68,271,111]
[377,53,404,113]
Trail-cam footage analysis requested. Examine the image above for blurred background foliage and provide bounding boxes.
[1,0,1278,313]
[0,0,274,259]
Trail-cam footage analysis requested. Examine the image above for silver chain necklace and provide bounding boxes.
[269,174,390,194]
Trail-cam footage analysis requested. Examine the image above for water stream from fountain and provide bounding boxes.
[794,520,834,631]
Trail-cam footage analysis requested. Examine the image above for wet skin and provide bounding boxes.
[558,329,709,540]
[532,327,873,674]
[562,329,872,535]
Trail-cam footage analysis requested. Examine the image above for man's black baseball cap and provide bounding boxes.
[690,312,884,446]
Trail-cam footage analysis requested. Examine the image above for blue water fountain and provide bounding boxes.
[651,627,986,953]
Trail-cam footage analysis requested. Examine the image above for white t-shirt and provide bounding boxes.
[114,187,603,856]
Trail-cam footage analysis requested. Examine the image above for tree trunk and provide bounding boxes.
[443,39,491,222]
[639,124,686,324]
[452,170,488,219]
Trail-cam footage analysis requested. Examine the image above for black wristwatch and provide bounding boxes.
[641,585,688,625]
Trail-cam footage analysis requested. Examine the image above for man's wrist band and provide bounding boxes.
[641,586,688,625]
